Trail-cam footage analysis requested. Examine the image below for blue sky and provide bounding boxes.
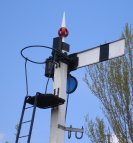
[0,0,133,143]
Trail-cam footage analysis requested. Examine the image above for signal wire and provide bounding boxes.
[65,77,70,120]
[65,93,70,120]
[25,58,29,96]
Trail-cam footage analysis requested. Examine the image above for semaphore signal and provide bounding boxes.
[15,12,125,143]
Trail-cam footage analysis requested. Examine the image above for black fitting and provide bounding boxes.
[52,37,70,52]
[52,37,70,63]
[45,57,54,78]
[68,53,79,72]
[51,37,79,73]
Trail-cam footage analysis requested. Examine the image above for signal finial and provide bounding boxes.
[61,12,66,27]
[58,12,69,39]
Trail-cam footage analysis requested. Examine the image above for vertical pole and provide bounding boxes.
[49,62,68,143]
[49,12,68,143]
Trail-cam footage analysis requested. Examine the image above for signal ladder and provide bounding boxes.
[15,95,38,143]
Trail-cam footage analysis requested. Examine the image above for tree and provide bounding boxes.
[84,24,133,143]
[85,116,112,143]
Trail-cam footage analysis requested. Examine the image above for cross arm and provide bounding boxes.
[69,38,125,70]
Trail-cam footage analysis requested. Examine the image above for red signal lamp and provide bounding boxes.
[58,27,69,38]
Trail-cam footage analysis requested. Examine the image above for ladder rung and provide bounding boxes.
[25,106,34,109]
[19,135,29,138]
[22,120,31,124]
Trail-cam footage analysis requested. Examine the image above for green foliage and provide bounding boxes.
[84,24,133,143]
[85,116,111,143]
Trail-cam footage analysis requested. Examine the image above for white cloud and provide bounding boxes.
[0,132,5,141]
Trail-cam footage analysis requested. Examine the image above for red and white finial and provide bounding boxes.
[58,12,69,40]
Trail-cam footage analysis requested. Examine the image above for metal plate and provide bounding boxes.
[26,93,65,109]
[75,39,125,68]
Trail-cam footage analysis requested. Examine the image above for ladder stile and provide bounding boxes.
[15,96,28,143]
[15,95,38,143]
[27,95,38,143]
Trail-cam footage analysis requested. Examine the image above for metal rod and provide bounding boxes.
[25,106,34,109]
[19,135,29,138]
[22,120,31,124]
[25,59,29,96]
[58,124,84,133]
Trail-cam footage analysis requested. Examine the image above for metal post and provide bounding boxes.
[49,62,68,143]
[49,12,69,143]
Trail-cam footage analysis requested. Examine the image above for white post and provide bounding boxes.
[49,62,67,143]
[49,12,68,143]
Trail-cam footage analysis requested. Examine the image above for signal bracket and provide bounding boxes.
[58,124,84,139]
